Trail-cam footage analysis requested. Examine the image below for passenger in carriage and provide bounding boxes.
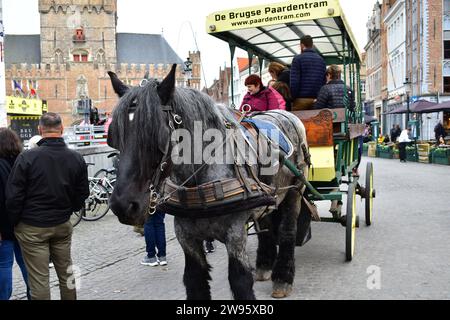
[290,35,327,111]
[240,74,282,112]
[268,61,291,87]
[313,65,355,111]
[270,80,292,111]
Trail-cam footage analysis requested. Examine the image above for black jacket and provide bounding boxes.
[278,68,291,87]
[314,79,355,111]
[0,157,16,240]
[6,138,89,228]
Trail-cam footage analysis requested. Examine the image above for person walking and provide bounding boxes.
[398,127,412,163]
[0,128,30,300]
[141,210,167,267]
[290,35,327,111]
[6,113,89,300]
[434,121,446,146]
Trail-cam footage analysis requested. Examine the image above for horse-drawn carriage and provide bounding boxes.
[206,0,375,261]
[106,0,376,300]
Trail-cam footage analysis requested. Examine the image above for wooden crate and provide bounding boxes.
[417,144,431,164]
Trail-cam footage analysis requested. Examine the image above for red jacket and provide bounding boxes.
[240,87,280,112]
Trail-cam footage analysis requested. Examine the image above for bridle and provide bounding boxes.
[138,78,183,217]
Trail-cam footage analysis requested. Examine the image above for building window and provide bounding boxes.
[73,28,86,43]
[445,41,450,59]
[444,77,450,93]
[73,50,89,63]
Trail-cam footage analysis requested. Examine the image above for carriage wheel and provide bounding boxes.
[365,162,374,226]
[346,183,357,261]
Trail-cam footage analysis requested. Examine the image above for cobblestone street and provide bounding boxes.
[11,157,450,300]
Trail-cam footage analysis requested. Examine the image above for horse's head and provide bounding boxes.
[107,64,177,225]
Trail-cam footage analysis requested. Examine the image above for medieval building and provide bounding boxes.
[4,0,201,128]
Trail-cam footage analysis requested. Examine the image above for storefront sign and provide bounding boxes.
[6,96,43,116]
[9,116,40,141]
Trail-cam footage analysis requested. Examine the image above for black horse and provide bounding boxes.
[107,64,311,299]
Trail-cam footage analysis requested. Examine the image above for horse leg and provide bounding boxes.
[255,214,278,281]
[271,189,302,299]
[175,221,212,300]
[225,220,256,300]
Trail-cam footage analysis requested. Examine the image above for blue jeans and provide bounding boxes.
[144,211,166,258]
[0,239,31,300]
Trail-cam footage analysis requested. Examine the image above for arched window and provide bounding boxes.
[96,49,106,64]
[73,49,89,62]
[54,49,64,65]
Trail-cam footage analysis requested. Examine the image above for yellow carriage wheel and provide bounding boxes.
[365,162,374,226]
[346,183,357,262]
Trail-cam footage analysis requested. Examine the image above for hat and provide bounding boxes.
[244,74,263,87]
[28,135,42,149]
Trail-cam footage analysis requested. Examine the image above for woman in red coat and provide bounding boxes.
[240,74,281,112]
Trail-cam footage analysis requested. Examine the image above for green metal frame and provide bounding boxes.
[215,11,363,204]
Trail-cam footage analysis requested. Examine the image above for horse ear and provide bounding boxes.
[157,64,177,105]
[108,71,129,98]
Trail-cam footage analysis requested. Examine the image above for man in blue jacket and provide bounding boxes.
[290,35,327,111]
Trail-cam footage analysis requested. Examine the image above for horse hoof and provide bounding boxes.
[255,269,272,282]
[271,282,292,299]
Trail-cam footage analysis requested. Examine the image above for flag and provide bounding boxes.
[28,80,37,97]
[13,80,24,94]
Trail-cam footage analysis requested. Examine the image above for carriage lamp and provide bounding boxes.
[404,78,412,128]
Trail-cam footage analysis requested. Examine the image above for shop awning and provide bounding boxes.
[386,100,437,114]
[415,100,450,113]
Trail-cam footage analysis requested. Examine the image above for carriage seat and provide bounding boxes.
[291,108,345,182]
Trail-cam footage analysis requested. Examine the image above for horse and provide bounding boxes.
[107,64,311,300]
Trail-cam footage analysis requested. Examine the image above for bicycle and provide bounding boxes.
[80,163,110,221]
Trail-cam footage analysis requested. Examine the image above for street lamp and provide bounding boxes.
[183,57,192,87]
[404,77,411,128]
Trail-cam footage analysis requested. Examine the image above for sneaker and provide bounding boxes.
[141,256,159,267]
[49,262,54,268]
[205,241,215,253]
[158,256,167,266]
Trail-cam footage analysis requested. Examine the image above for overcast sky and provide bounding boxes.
[2,0,375,86]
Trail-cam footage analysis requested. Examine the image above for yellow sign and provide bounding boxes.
[6,96,43,116]
[206,0,341,33]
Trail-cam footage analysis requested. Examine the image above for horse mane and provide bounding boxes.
[109,80,226,183]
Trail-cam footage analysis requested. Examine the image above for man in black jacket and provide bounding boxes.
[314,64,355,111]
[6,112,89,300]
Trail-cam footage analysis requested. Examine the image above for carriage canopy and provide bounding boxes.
[206,0,361,65]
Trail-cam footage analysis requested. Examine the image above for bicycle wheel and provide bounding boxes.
[94,169,109,179]
[81,182,110,221]
[71,210,82,227]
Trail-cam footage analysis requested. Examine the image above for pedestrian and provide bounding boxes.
[313,65,355,111]
[6,112,89,300]
[398,127,412,163]
[290,35,327,111]
[0,128,30,300]
[434,121,446,146]
[240,74,281,112]
[141,210,167,267]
